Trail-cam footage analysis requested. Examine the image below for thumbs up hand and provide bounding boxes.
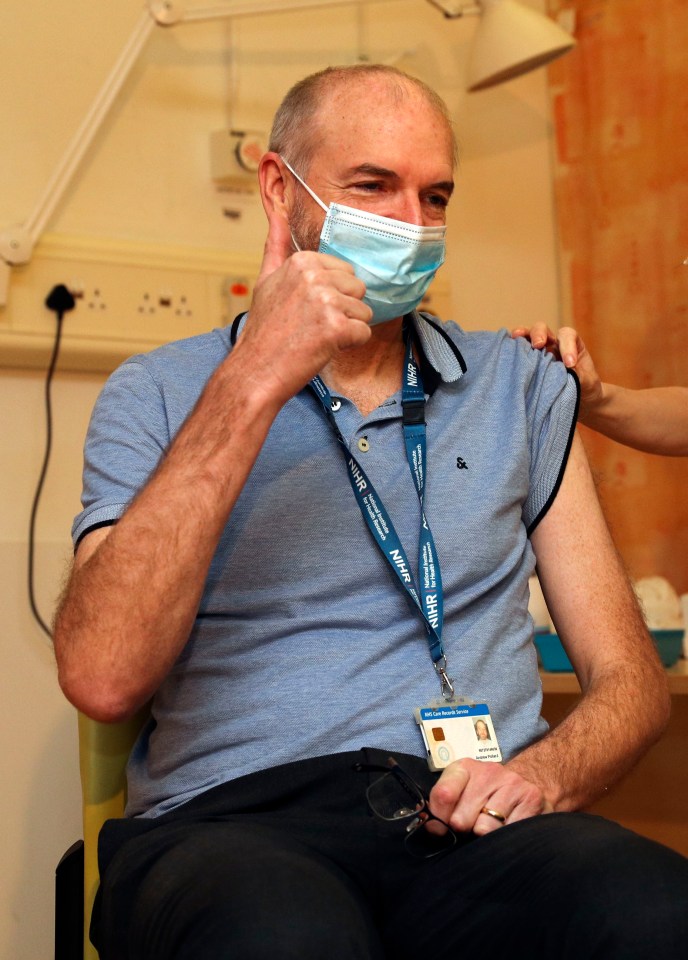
[235,198,373,409]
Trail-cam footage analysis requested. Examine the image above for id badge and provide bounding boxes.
[414,699,502,772]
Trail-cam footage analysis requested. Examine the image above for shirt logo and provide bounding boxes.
[456,457,468,470]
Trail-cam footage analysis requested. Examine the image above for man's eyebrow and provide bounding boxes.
[346,163,398,179]
[431,180,455,197]
[346,164,454,196]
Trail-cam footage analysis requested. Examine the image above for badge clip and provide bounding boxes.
[434,656,455,701]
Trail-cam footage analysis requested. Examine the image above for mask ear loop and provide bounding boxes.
[280,156,330,214]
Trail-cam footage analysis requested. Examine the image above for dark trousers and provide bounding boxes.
[93,749,688,959]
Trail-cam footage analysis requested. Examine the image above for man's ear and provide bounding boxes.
[258,152,292,223]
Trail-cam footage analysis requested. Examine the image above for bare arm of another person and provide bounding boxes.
[53,185,373,723]
[430,432,670,834]
[512,323,688,456]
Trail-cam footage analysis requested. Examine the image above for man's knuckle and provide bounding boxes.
[302,267,321,287]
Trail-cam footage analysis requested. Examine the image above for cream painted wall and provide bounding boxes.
[0,371,105,960]
[1,1,561,956]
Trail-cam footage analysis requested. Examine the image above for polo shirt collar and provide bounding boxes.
[408,310,467,388]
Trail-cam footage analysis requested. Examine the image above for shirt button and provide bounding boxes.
[330,398,342,412]
[358,437,370,453]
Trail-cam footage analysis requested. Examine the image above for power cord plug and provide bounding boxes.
[45,282,76,317]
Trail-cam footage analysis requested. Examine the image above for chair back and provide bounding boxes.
[78,708,149,960]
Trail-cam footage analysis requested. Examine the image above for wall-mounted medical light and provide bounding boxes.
[0,0,574,303]
[427,0,575,91]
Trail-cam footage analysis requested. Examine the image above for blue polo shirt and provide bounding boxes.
[73,312,578,818]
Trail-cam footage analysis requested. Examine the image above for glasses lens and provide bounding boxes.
[367,770,426,821]
[404,818,457,859]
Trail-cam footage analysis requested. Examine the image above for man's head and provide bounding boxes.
[261,65,457,252]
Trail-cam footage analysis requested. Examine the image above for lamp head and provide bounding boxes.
[467,0,575,91]
[426,0,575,91]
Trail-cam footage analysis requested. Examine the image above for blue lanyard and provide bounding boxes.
[310,335,454,699]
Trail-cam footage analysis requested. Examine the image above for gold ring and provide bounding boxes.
[480,806,506,824]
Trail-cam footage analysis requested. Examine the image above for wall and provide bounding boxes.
[0,371,103,960]
[1,1,562,956]
[547,0,688,592]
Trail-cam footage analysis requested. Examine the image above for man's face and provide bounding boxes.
[288,77,455,252]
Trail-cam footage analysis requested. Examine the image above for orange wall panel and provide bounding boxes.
[547,0,688,592]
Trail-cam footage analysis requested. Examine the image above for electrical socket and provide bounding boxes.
[136,290,196,319]
[69,279,108,313]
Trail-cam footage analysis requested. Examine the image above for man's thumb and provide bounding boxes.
[258,210,294,284]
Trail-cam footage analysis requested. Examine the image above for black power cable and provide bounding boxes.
[28,284,76,639]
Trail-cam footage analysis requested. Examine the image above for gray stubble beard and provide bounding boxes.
[289,193,322,253]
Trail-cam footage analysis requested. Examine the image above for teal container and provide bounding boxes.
[534,633,573,672]
[651,629,684,667]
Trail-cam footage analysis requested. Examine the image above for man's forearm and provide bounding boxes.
[53,346,284,722]
[507,651,670,812]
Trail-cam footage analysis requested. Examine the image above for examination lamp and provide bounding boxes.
[428,0,575,92]
[0,0,574,302]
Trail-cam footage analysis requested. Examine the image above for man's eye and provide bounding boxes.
[426,193,449,208]
[355,181,383,192]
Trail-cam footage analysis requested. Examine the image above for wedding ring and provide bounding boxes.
[480,806,507,824]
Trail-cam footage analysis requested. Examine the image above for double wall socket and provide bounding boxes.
[0,237,259,372]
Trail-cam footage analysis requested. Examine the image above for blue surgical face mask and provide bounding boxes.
[282,157,446,325]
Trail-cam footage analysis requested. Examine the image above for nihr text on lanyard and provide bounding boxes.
[310,333,454,700]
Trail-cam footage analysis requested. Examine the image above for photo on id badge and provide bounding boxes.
[415,702,502,771]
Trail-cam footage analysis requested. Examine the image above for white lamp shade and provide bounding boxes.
[467,0,575,92]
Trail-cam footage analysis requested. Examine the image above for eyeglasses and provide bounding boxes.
[354,756,457,859]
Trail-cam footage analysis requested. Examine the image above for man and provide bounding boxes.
[513,323,688,455]
[54,65,688,959]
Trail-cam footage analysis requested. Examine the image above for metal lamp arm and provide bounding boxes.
[0,10,156,270]
[151,0,374,22]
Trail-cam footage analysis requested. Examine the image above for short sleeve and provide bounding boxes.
[71,358,171,546]
[523,358,580,534]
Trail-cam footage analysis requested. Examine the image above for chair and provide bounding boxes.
[56,708,149,960]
